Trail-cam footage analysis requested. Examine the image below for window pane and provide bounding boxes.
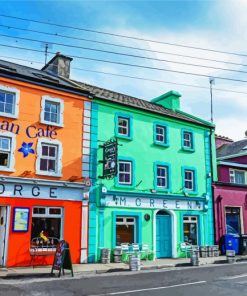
[6,93,14,104]
[31,217,61,241]
[0,102,4,112]
[49,208,61,215]
[45,101,51,112]
[5,103,13,114]
[0,152,9,167]
[48,159,55,172]
[33,207,46,214]
[40,159,48,171]
[50,113,57,123]
[0,92,5,102]
[42,146,48,156]
[49,146,56,157]
[44,112,50,122]
[116,224,135,246]
[50,103,58,113]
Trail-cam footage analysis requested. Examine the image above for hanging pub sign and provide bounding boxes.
[50,240,74,277]
[100,138,118,179]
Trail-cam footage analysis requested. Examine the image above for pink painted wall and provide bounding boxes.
[213,184,247,244]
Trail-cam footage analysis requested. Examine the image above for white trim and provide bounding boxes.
[0,84,20,119]
[118,161,132,185]
[81,200,88,263]
[218,161,247,169]
[36,138,63,177]
[0,130,16,172]
[40,95,64,127]
[0,205,10,267]
[153,209,177,259]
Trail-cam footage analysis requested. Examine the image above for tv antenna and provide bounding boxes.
[41,42,53,65]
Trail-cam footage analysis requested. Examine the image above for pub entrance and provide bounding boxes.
[0,206,8,266]
[156,210,172,258]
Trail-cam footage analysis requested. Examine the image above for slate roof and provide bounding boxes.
[74,81,213,128]
[0,59,88,95]
[217,139,247,158]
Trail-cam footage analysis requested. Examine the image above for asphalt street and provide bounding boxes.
[1,263,247,296]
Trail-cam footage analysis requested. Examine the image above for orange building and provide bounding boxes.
[0,54,91,267]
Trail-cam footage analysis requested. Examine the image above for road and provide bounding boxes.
[1,263,247,296]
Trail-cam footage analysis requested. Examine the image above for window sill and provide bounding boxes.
[183,190,198,196]
[115,134,133,141]
[0,167,15,172]
[155,187,171,193]
[36,171,62,178]
[114,183,135,189]
[182,147,195,152]
[0,112,18,119]
[153,142,169,148]
[40,119,64,128]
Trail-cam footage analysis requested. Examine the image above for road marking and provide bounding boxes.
[223,274,247,280]
[88,281,207,296]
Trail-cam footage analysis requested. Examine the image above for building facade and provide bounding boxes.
[213,138,247,247]
[79,84,217,262]
[0,55,91,267]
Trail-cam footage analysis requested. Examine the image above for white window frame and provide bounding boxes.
[118,117,129,136]
[184,169,194,191]
[36,138,63,177]
[118,161,132,185]
[229,169,246,185]
[0,84,20,119]
[183,131,193,149]
[156,125,166,143]
[31,206,64,242]
[183,216,198,244]
[156,165,168,189]
[0,130,16,172]
[40,95,64,127]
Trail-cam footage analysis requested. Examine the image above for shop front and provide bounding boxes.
[98,191,210,260]
[0,177,89,267]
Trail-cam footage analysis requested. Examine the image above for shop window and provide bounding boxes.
[182,130,194,151]
[116,216,135,246]
[229,169,246,185]
[0,85,20,119]
[183,216,198,245]
[40,95,64,127]
[36,139,62,177]
[118,161,132,185]
[225,207,241,235]
[31,207,63,244]
[115,113,133,140]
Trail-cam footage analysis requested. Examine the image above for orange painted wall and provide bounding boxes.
[4,197,82,267]
[0,77,89,180]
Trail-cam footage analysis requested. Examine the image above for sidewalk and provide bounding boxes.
[1,255,247,279]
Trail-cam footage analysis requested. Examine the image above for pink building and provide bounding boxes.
[213,137,247,246]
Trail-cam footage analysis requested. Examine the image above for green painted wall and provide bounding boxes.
[90,97,215,261]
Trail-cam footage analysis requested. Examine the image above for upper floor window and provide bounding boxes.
[157,165,168,188]
[183,168,197,192]
[118,160,132,185]
[229,169,246,185]
[0,131,16,172]
[182,130,194,151]
[40,96,64,127]
[153,123,169,147]
[0,85,20,119]
[115,113,133,140]
[0,136,11,168]
[36,139,62,177]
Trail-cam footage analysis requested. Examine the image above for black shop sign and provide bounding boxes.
[100,138,118,179]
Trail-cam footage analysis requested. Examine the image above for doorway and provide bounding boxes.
[156,211,172,258]
[0,206,9,266]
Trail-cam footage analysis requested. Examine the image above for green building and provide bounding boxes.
[81,84,216,262]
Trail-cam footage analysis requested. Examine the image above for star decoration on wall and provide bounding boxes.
[18,142,35,158]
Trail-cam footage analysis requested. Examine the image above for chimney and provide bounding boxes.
[41,52,73,78]
[151,90,181,111]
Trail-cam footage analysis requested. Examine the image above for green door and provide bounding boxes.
[156,213,172,258]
